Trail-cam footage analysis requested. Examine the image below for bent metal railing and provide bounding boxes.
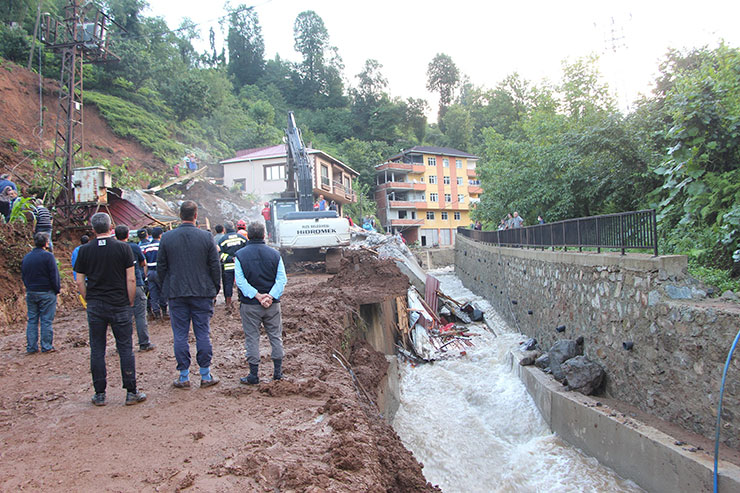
[459,209,658,256]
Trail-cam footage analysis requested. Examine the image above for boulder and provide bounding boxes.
[548,339,583,381]
[519,350,541,366]
[534,353,550,370]
[721,290,739,302]
[562,356,605,395]
[520,337,538,351]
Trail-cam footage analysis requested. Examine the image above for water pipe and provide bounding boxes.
[714,328,740,493]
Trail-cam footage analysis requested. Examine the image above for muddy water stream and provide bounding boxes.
[393,268,643,493]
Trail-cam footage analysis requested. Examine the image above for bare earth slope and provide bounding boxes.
[0,252,437,492]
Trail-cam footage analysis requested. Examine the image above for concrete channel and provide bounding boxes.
[358,267,740,492]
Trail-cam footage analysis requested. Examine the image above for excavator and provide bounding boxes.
[267,112,350,273]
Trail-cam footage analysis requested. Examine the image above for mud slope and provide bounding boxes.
[0,252,438,492]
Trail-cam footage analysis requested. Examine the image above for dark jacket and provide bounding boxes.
[157,223,220,298]
[21,248,60,293]
[234,240,280,305]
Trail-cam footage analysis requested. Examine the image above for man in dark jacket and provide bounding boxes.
[218,220,247,310]
[234,221,287,384]
[115,225,155,351]
[143,227,166,318]
[21,232,60,354]
[157,201,221,388]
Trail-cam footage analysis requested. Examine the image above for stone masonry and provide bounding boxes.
[455,234,740,448]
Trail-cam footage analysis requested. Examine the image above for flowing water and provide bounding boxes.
[392,268,643,493]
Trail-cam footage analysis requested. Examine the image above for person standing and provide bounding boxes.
[261,202,272,240]
[212,224,225,247]
[21,232,60,354]
[0,174,17,222]
[234,221,287,384]
[538,215,545,225]
[73,212,146,407]
[236,219,248,240]
[157,201,221,389]
[115,225,155,351]
[32,199,53,252]
[218,221,247,311]
[71,235,89,281]
[511,211,524,228]
[143,227,167,319]
[317,194,327,211]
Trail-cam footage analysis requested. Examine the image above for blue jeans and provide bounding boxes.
[26,290,57,352]
[147,270,167,313]
[169,297,214,372]
[87,300,136,393]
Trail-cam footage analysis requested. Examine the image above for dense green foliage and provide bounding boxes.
[1,2,738,284]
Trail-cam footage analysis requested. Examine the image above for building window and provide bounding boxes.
[456,159,463,168]
[427,157,436,166]
[445,193,451,202]
[458,194,465,203]
[398,210,407,219]
[264,165,285,181]
[441,212,448,220]
[411,211,416,219]
[344,176,351,189]
[430,193,438,202]
[454,212,461,220]
[419,176,424,183]
[469,179,480,185]
[420,193,426,201]
[429,175,437,184]
[426,211,435,220]
[443,176,450,185]
[320,165,330,187]
[443,158,449,167]
[457,177,463,185]
[233,178,246,191]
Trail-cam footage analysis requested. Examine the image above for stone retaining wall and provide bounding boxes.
[455,234,740,448]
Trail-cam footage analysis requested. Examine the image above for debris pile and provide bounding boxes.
[350,230,426,290]
[399,273,494,362]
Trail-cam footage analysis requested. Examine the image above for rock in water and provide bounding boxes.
[519,350,542,366]
[548,339,582,381]
[520,337,538,351]
[561,356,605,395]
[534,353,550,370]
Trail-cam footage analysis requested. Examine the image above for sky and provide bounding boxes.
[146,0,740,115]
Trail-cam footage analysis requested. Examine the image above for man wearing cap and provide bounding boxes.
[157,201,221,388]
[218,221,247,311]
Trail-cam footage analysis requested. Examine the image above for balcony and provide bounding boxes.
[466,169,478,178]
[376,161,425,173]
[468,185,483,194]
[377,181,426,191]
[390,218,424,226]
[389,200,427,209]
[313,179,357,203]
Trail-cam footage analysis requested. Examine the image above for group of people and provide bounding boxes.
[173,153,198,177]
[312,194,337,212]
[21,199,287,407]
[494,212,545,231]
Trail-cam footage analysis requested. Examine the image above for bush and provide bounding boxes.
[688,260,740,294]
[0,25,30,63]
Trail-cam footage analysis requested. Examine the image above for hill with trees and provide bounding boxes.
[1,1,738,289]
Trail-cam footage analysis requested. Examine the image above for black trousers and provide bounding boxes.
[87,299,137,393]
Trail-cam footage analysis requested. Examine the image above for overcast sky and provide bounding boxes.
[146,0,740,114]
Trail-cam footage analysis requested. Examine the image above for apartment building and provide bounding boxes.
[374,146,481,246]
[220,144,359,214]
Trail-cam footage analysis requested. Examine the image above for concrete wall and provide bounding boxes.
[455,234,740,448]
[416,247,455,270]
[508,350,740,493]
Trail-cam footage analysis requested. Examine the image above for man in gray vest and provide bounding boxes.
[234,221,287,384]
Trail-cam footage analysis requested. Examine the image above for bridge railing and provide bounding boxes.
[459,209,659,256]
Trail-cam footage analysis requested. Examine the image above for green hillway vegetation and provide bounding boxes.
[1,1,738,291]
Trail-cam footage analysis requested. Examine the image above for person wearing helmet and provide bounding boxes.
[236,219,248,240]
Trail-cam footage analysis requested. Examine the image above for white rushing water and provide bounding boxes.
[393,267,643,493]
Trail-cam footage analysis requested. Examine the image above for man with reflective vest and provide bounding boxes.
[218,221,247,310]
[143,227,167,319]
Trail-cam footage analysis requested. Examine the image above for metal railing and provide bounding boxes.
[458,209,658,256]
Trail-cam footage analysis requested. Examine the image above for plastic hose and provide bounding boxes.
[713,328,740,493]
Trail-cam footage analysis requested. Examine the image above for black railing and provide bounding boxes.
[459,209,658,256]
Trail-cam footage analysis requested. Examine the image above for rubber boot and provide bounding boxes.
[273,358,282,381]
[240,363,259,385]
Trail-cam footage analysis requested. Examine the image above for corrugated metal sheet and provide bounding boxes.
[106,189,151,229]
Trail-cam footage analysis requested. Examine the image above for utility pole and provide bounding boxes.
[38,0,121,215]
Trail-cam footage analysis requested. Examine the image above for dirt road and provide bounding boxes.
[0,254,436,492]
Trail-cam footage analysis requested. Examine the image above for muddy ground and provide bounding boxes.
[0,250,438,492]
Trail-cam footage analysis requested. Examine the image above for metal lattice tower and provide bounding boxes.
[39,0,120,212]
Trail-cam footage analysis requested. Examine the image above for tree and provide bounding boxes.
[559,55,614,119]
[441,105,472,151]
[292,10,345,108]
[226,5,265,87]
[426,53,460,123]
